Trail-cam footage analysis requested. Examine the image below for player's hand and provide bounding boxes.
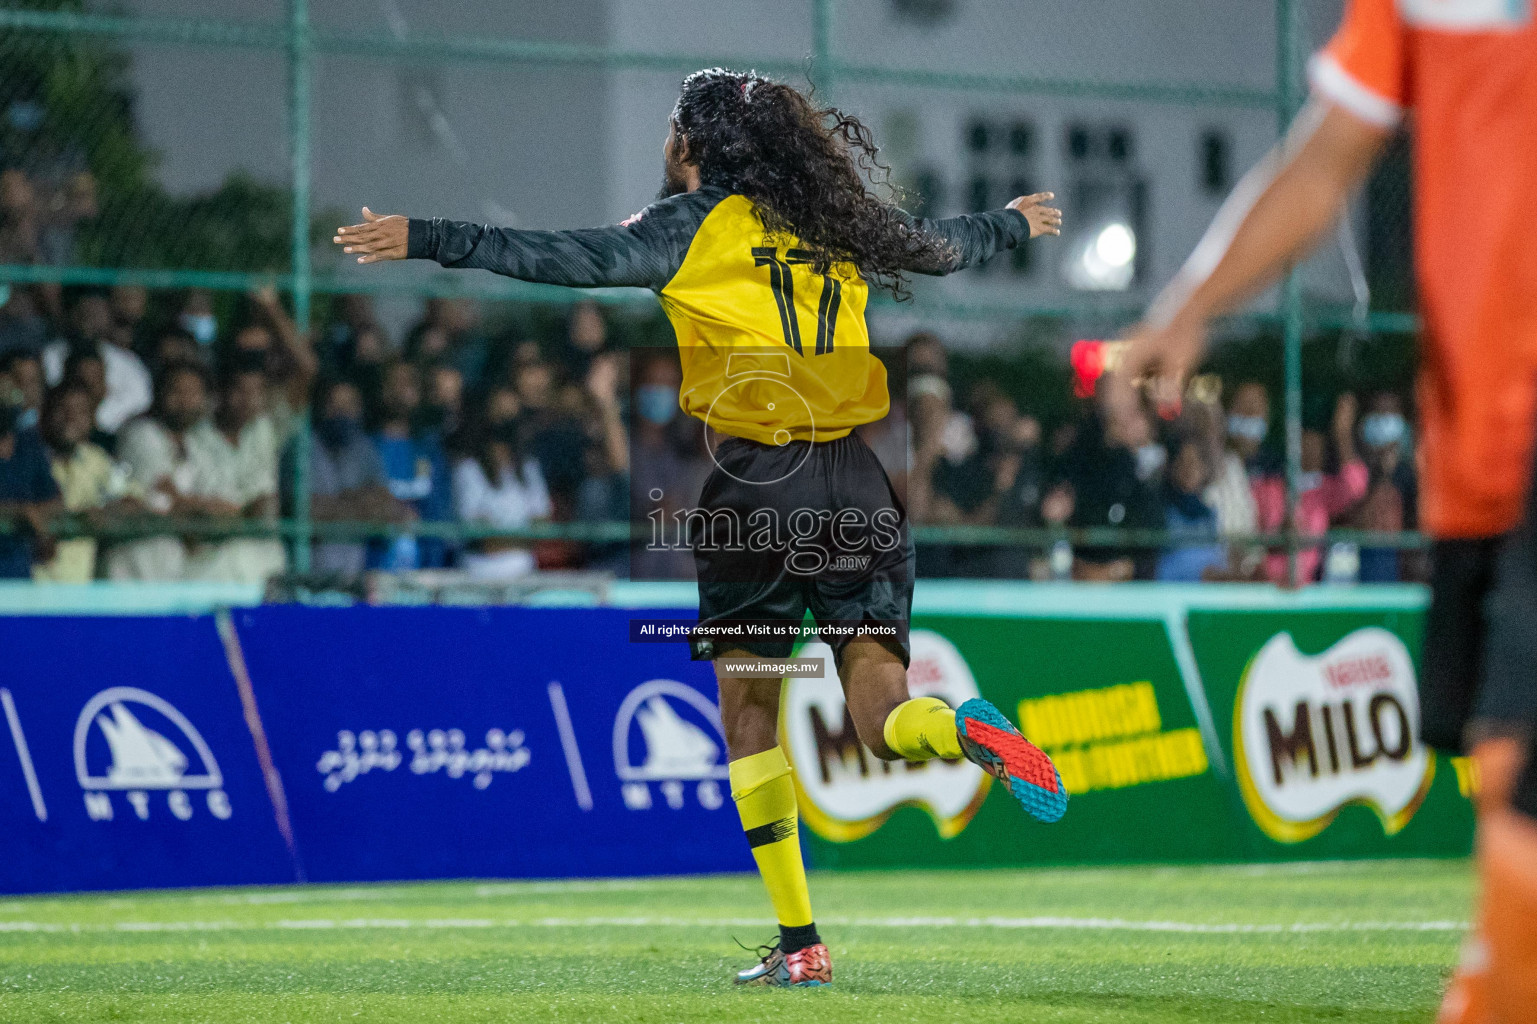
[1114,315,1211,413]
[1007,192,1062,238]
[333,207,409,264]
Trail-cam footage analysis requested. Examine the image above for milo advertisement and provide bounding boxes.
[783,587,1473,869]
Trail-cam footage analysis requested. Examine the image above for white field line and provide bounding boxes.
[0,916,1469,935]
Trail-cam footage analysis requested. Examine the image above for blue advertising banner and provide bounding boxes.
[0,616,296,894]
[230,605,752,882]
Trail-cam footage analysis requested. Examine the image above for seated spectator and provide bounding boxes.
[182,369,287,584]
[1157,435,1227,582]
[560,299,610,382]
[0,168,41,266]
[369,360,450,570]
[146,327,204,376]
[419,361,465,438]
[224,286,318,442]
[34,381,142,583]
[284,378,412,576]
[1254,393,1369,584]
[105,362,236,581]
[405,297,487,387]
[928,384,1037,578]
[452,408,552,580]
[0,349,43,431]
[1064,404,1162,582]
[173,289,219,350]
[108,284,150,355]
[629,356,711,581]
[41,288,152,433]
[0,286,49,356]
[1354,390,1418,583]
[37,170,96,267]
[0,376,60,578]
[1204,382,1264,576]
[61,348,118,454]
[318,293,384,377]
[572,350,628,518]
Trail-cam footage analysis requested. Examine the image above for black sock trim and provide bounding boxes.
[779,921,820,955]
[744,815,797,849]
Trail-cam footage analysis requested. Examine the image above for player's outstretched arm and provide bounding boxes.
[1117,101,1390,401]
[333,192,714,291]
[899,192,1061,276]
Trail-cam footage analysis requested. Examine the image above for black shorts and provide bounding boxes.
[1420,444,1537,754]
[688,432,914,667]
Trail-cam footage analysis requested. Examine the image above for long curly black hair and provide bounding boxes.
[671,67,953,299]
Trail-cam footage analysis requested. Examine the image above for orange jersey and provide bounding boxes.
[1311,0,1537,537]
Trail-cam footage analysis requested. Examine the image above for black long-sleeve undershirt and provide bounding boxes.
[406,188,1031,290]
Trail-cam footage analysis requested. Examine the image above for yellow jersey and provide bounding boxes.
[408,187,1031,443]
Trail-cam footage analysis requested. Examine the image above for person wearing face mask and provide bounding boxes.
[1252,392,1369,585]
[0,374,61,579]
[1204,381,1267,574]
[629,355,712,581]
[281,378,413,576]
[1353,390,1418,583]
[451,390,553,580]
[175,289,219,349]
[105,362,235,581]
[34,381,143,582]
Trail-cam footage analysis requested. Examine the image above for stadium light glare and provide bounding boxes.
[1066,220,1136,291]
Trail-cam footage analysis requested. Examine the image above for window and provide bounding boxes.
[966,119,991,154]
[1200,129,1232,196]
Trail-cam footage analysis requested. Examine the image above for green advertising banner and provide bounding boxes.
[781,583,1473,869]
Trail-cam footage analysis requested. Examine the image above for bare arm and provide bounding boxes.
[1119,101,1392,396]
[250,286,318,409]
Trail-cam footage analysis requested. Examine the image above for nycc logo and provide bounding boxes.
[613,680,729,812]
[781,630,989,842]
[1234,629,1433,843]
[75,687,231,823]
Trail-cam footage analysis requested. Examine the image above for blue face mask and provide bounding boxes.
[1361,413,1407,448]
[179,312,218,347]
[635,384,678,426]
[1227,414,1268,444]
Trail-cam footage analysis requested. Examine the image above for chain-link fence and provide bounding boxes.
[0,0,1422,587]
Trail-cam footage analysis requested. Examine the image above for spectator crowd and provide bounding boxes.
[906,331,1422,584]
[0,277,1423,586]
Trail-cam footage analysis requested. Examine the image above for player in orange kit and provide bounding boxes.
[1116,1,1537,1020]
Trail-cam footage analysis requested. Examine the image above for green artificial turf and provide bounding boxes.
[0,859,1470,1023]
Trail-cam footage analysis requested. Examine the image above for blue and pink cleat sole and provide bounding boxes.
[955,698,1068,823]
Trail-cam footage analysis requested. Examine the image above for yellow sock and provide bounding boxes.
[883,697,963,761]
[729,747,812,928]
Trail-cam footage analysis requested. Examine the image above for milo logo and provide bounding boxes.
[1234,628,1433,843]
[780,630,990,842]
